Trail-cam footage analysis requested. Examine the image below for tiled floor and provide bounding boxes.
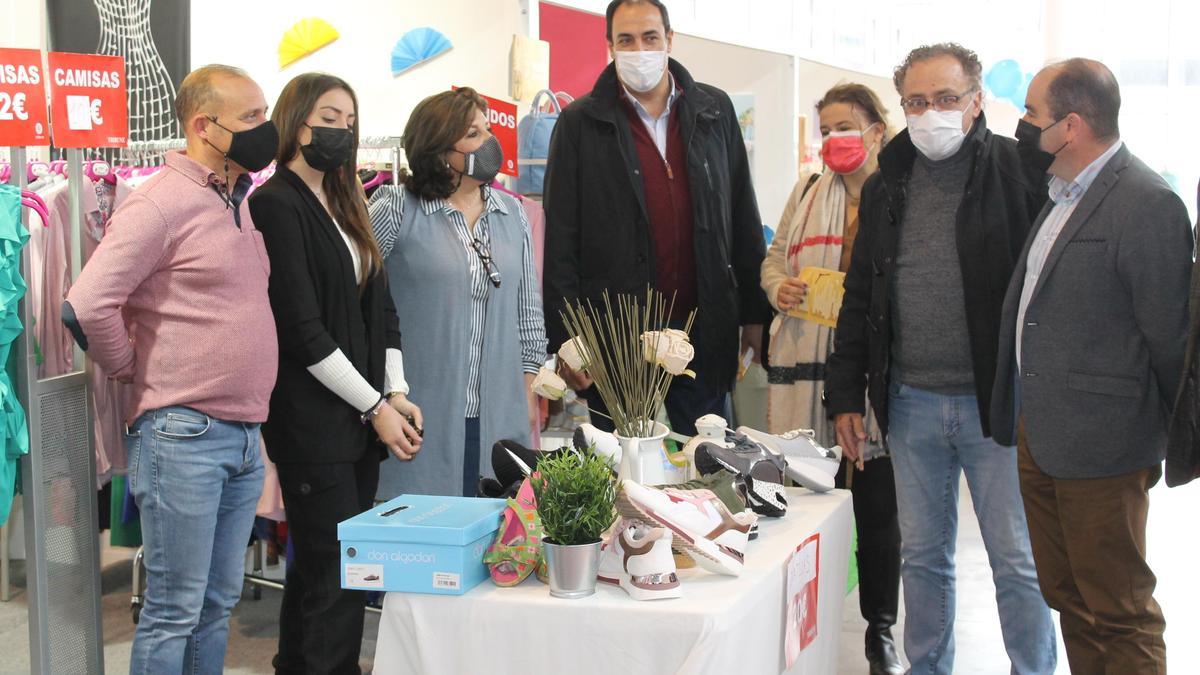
[837,476,1197,674]
[0,475,1194,673]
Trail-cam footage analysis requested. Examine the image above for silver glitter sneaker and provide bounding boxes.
[736,427,841,493]
[693,433,788,517]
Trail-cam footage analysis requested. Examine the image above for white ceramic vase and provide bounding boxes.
[614,421,670,485]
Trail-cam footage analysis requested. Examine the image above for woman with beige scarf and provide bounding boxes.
[760,83,903,675]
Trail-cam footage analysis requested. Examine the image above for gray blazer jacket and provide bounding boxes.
[990,145,1193,479]
[1164,213,1200,487]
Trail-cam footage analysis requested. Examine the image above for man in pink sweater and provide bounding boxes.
[63,64,279,674]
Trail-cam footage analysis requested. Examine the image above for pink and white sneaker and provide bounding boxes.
[616,480,757,576]
[597,518,681,600]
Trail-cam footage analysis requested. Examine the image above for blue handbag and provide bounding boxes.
[517,89,573,195]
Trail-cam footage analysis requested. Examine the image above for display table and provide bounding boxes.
[374,488,852,675]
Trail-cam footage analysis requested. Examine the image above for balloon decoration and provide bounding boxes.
[985,59,1033,109]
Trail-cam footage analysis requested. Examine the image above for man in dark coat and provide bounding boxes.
[825,43,1056,674]
[542,0,768,435]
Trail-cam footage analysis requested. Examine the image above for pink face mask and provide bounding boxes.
[820,125,877,175]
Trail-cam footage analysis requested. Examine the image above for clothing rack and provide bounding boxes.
[117,138,186,167]
[117,136,405,182]
[6,146,105,672]
[357,136,404,186]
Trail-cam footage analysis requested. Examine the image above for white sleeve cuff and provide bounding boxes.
[384,348,409,396]
[307,349,382,414]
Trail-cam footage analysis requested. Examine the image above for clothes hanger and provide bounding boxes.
[27,160,50,182]
[20,197,50,227]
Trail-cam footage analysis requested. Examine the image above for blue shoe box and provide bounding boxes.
[338,495,507,595]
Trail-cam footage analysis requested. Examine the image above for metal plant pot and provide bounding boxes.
[543,539,602,599]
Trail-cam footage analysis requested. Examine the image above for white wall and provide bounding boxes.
[795,58,901,132]
[0,0,46,49]
[190,0,529,138]
[547,0,801,58]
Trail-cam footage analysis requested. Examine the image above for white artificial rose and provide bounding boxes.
[663,328,690,344]
[557,337,591,371]
[641,331,669,364]
[531,366,568,400]
[641,330,696,377]
[661,339,696,377]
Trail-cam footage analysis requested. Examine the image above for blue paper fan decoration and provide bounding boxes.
[391,27,453,76]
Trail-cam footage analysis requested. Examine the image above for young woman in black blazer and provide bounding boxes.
[248,72,423,674]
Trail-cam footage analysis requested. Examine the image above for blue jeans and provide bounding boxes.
[126,406,264,674]
[887,382,1056,675]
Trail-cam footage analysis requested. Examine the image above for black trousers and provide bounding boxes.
[835,456,901,624]
[273,454,379,675]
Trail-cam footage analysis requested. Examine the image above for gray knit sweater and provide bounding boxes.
[889,138,977,394]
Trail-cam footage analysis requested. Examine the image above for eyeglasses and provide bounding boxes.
[470,237,502,288]
[900,89,977,114]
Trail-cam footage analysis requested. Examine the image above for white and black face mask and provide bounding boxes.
[451,136,503,183]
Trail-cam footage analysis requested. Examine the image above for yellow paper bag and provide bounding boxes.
[786,267,846,328]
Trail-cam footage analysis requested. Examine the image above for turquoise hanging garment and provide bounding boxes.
[108,474,141,547]
[0,185,31,527]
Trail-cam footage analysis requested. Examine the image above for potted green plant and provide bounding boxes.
[531,446,617,599]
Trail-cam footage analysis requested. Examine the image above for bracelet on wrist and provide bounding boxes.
[360,395,387,425]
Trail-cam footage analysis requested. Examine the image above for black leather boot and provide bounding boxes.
[859,544,903,675]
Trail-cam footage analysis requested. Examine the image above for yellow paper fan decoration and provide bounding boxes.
[278,18,340,69]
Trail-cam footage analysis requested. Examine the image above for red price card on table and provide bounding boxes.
[784,532,820,667]
[46,52,128,148]
[0,48,51,146]
[455,87,519,178]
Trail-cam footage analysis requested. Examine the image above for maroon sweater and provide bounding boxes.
[623,98,697,317]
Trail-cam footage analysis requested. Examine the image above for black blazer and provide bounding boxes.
[249,166,402,464]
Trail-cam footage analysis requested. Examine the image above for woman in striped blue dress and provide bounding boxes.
[368,87,547,498]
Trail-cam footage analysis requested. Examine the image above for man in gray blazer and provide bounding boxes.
[1164,183,1200,487]
[992,58,1191,674]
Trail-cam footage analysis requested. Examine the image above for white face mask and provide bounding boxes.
[614,50,667,93]
[906,109,967,161]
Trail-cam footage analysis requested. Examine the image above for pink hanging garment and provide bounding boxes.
[256,434,286,521]
[521,198,546,283]
[82,179,129,480]
[519,198,548,446]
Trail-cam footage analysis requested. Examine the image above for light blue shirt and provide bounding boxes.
[1016,139,1123,370]
[622,72,679,158]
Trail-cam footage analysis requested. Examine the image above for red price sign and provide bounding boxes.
[0,48,50,146]
[469,90,519,178]
[46,52,128,148]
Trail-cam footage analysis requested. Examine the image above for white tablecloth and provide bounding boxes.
[374,488,853,675]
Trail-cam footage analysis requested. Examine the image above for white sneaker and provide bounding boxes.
[616,480,756,576]
[736,426,841,493]
[597,518,681,600]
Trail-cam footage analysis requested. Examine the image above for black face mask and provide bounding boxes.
[206,118,279,173]
[450,136,503,184]
[301,124,355,173]
[1015,117,1066,175]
